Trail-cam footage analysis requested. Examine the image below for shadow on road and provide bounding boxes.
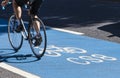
[0,49,39,63]
[98,22,120,37]
[40,0,120,28]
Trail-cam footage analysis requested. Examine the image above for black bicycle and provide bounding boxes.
[3,2,47,59]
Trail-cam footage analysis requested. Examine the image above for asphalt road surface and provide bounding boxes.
[0,0,120,43]
[40,0,120,43]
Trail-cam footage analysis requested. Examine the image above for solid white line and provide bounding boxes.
[46,26,84,35]
[0,63,40,78]
[24,21,84,35]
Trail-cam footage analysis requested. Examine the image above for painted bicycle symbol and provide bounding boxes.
[45,45,117,65]
[45,45,87,57]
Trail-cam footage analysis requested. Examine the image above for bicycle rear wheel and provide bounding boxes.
[8,15,23,51]
[28,18,47,59]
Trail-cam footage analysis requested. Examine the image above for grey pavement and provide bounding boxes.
[0,68,25,78]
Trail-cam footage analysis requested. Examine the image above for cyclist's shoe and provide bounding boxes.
[15,24,24,33]
[34,35,42,47]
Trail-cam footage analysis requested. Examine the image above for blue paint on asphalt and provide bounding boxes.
[0,18,120,78]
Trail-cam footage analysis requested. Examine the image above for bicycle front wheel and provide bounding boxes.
[8,15,23,52]
[28,18,47,59]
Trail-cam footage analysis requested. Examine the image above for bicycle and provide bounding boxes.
[2,2,47,60]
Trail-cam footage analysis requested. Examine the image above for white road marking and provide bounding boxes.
[0,63,40,78]
[46,26,84,35]
[24,21,84,35]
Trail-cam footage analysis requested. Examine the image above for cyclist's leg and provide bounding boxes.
[31,15,42,46]
[12,0,22,22]
[31,15,40,35]
[30,0,43,36]
[12,0,26,32]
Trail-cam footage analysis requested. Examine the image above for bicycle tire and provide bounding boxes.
[8,15,23,52]
[28,18,47,59]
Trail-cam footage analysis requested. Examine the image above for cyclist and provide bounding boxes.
[1,0,43,46]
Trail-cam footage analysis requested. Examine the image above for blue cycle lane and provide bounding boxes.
[0,18,120,78]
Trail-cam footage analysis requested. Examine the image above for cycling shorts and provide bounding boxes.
[15,0,43,15]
